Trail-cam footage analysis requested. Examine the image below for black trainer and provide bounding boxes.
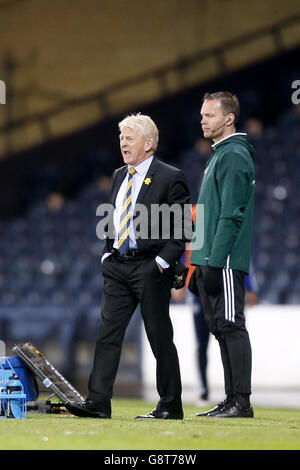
[195,399,229,417]
[212,401,254,418]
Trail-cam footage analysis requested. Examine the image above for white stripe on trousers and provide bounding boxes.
[222,256,235,322]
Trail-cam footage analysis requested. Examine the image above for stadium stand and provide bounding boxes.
[0,31,299,392]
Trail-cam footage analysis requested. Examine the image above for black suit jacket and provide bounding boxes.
[102,156,191,268]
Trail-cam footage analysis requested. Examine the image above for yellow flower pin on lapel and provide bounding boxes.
[144,177,152,185]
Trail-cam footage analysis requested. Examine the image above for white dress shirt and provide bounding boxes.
[102,155,169,269]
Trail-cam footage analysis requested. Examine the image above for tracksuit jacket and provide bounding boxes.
[190,133,255,274]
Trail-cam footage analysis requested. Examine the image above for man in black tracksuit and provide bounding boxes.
[189,91,255,418]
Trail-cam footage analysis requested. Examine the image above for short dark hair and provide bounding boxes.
[203,91,240,123]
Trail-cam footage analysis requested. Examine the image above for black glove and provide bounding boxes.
[188,269,199,296]
[203,266,223,296]
[173,262,188,290]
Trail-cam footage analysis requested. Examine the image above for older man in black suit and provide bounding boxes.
[66,113,191,420]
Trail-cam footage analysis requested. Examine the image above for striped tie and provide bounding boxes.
[117,167,136,254]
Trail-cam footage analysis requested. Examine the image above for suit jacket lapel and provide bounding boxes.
[136,157,159,204]
[111,166,128,206]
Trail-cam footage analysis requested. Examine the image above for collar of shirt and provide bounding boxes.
[211,132,247,148]
[128,154,153,176]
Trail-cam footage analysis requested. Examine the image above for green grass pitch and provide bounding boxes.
[0,398,299,450]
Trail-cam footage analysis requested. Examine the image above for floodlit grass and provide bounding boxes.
[0,399,299,450]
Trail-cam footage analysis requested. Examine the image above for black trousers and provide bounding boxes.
[194,265,252,398]
[87,253,183,413]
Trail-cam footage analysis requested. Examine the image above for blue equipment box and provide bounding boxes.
[0,357,29,418]
[0,356,39,402]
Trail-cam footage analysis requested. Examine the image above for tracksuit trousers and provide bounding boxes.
[194,265,252,403]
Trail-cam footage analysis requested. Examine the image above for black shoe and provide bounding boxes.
[212,401,254,418]
[195,399,228,417]
[135,409,184,420]
[65,400,111,419]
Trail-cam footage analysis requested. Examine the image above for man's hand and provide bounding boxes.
[203,266,223,296]
[188,269,199,296]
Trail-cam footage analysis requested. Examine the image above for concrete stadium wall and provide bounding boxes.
[141,301,300,408]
